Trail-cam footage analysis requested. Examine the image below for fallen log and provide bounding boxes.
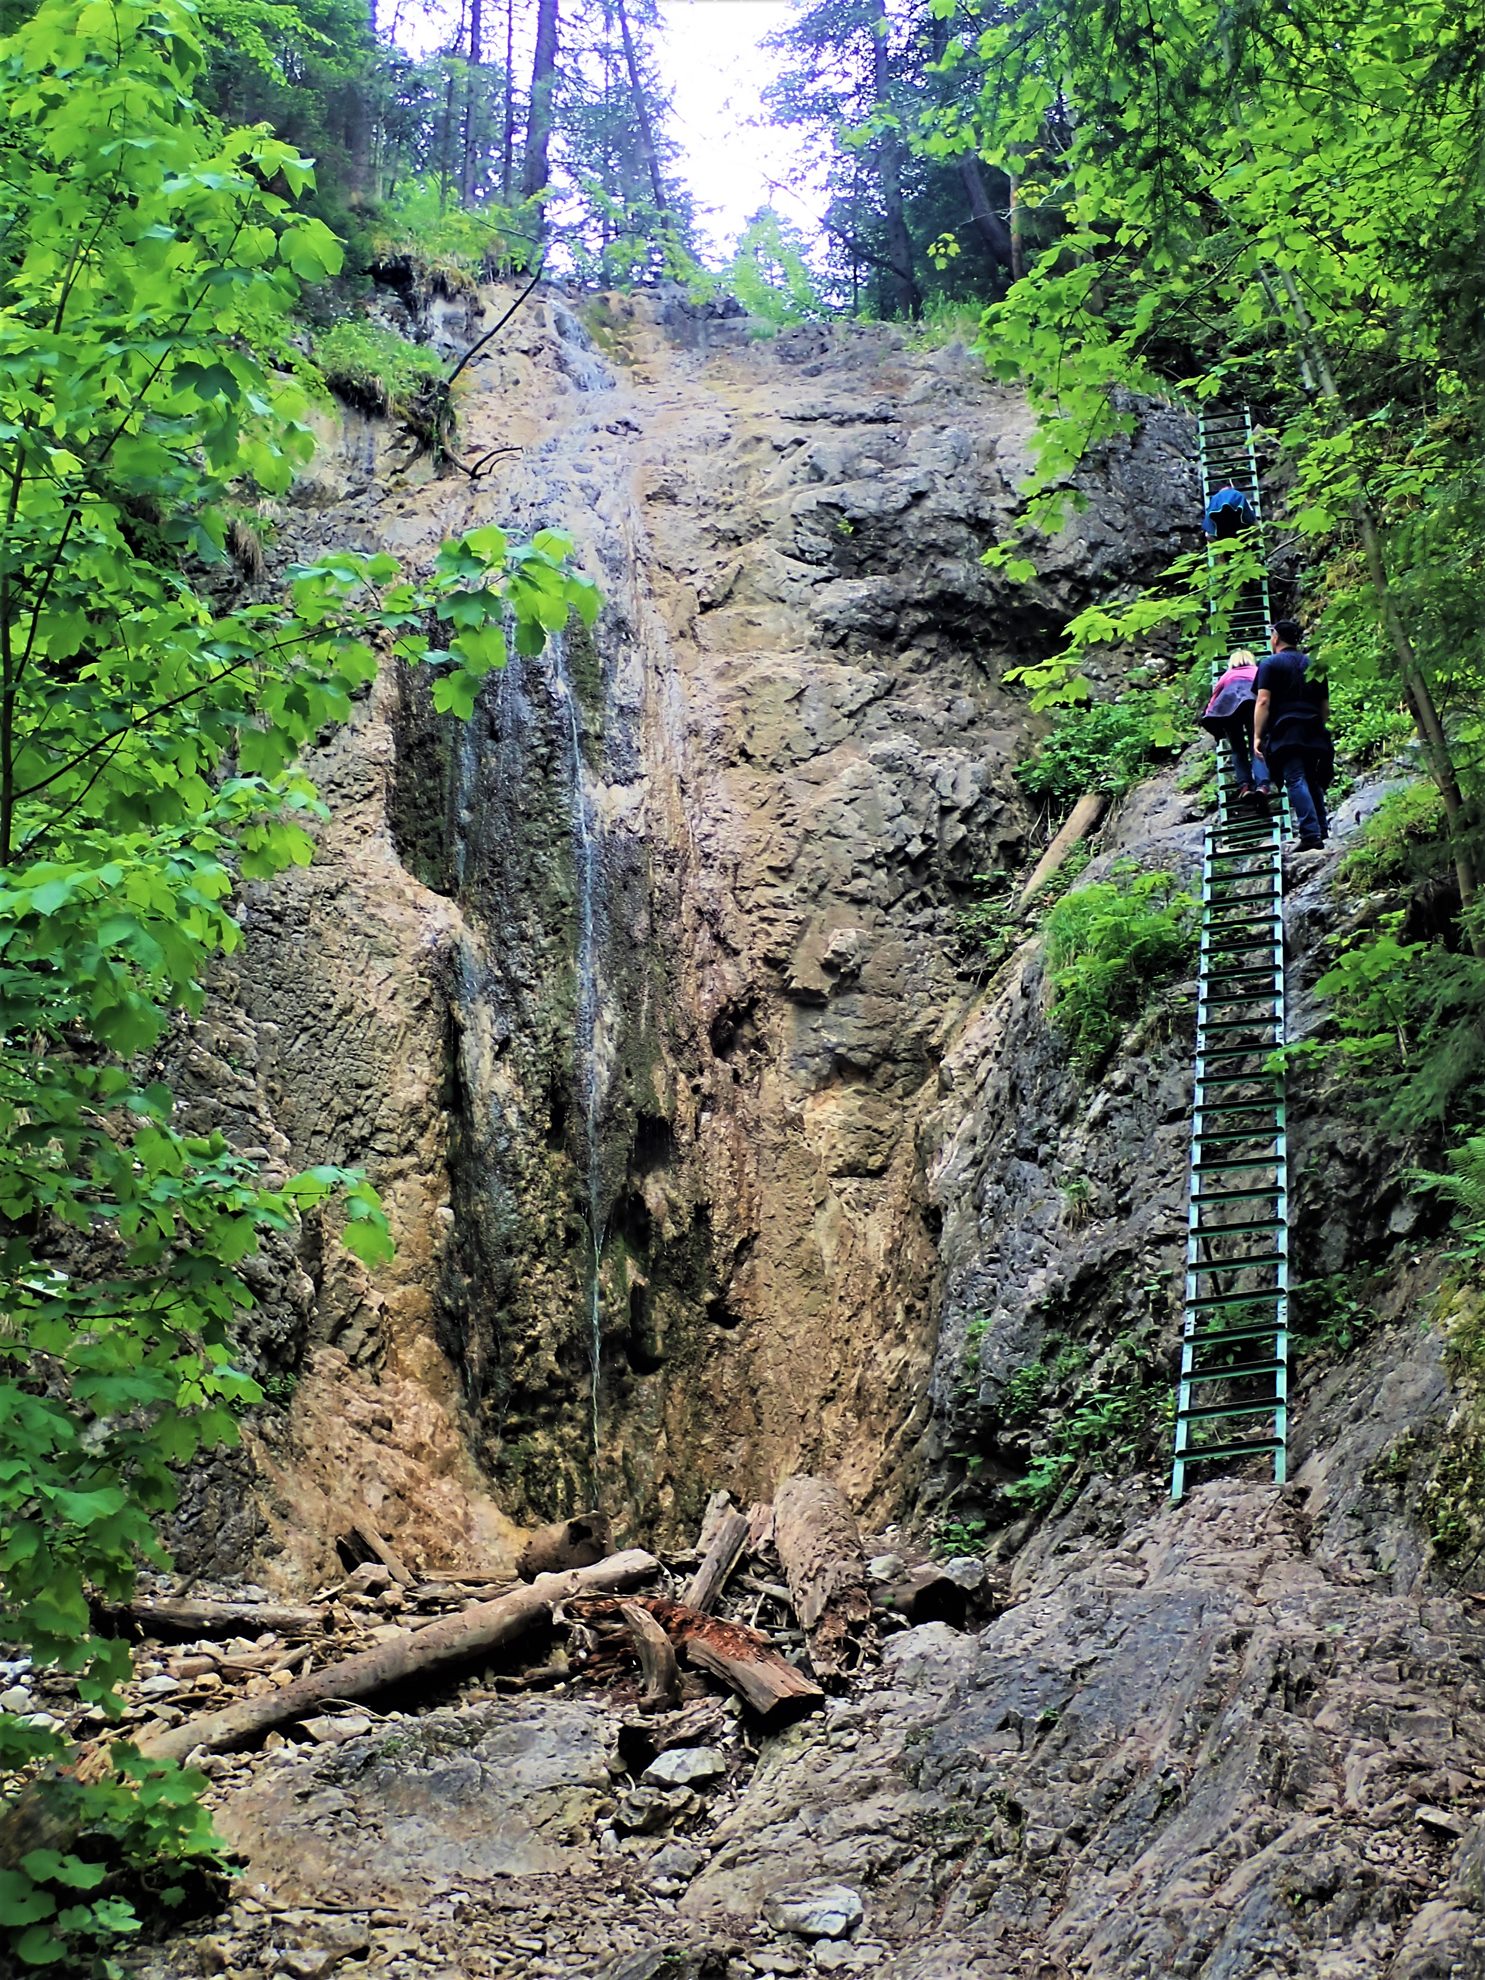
[576,1593,823,1729]
[1014,791,1108,919]
[773,1475,875,1688]
[683,1509,750,1616]
[140,1549,660,1764]
[620,1601,680,1712]
[109,1598,328,1639]
[517,1511,613,1580]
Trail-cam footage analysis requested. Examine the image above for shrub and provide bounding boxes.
[1340,780,1448,892]
[1018,698,1176,812]
[1305,908,1485,1133]
[1043,864,1198,1068]
[313,319,452,451]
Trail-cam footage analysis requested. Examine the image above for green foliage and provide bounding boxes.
[914,0,1484,905]
[1043,866,1198,1069]
[1301,909,1485,1133]
[997,1335,1169,1511]
[313,318,451,447]
[369,176,533,283]
[1416,1138,1485,1261]
[931,1513,989,1557]
[1290,1275,1377,1361]
[1340,782,1448,893]
[0,2,599,1962]
[1017,697,1179,811]
[718,209,825,326]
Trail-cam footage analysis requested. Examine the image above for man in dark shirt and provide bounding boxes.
[1253,619,1332,849]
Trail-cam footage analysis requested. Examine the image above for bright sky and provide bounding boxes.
[653,1,821,260]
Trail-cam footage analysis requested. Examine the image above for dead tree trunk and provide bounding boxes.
[684,1508,750,1615]
[1015,792,1108,918]
[574,1594,823,1727]
[517,1511,612,1578]
[140,1550,659,1764]
[107,1599,327,1639]
[773,1476,875,1687]
[620,1601,680,1711]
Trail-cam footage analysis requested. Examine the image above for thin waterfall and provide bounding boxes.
[550,638,608,1453]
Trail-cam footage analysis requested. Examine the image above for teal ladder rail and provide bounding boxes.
[1171,407,1290,1501]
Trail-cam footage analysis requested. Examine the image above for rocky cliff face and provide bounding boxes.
[197,285,1197,1570]
[148,285,1485,1980]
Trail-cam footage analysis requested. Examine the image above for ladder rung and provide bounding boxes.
[1191,1188,1282,1205]
[1189,1154,1282,1171]
[1179,1400,1282,1428]
[1188,1252,1285,1273]
[1176,1436,1285,1465]
[1202,1044,1278,1061]
[1186,1288,1285,1313]
[1191,1217,1286,1238]
[1186,1318,1288,1346]
[1183,1359,1285,1385]
[1198,1072,1282,1089]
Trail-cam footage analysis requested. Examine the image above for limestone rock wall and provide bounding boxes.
[193,287,1197,1572]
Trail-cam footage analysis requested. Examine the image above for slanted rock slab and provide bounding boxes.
[762,1883,865,1941]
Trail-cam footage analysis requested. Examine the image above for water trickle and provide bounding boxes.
[550,637,608,1452]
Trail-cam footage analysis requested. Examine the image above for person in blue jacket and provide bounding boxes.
[1203,483,1257,539]
[1253,620,1333,850]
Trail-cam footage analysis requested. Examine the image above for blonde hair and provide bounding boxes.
[1228,648,1257,667]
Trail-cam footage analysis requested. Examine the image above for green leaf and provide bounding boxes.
[431,673,477,719]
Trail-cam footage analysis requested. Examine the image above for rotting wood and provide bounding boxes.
[139,1549,660,1763]
[1014,792,1108,919]
[745,1501,775,1554]
[620,1601,681,1712]
[575,1593,823,1728]
[346,1521,415,1589]
[684,1509,750,1616]
[109,1598,328,1639]
[516,1511,613,1580]
[773,1476,876,1689]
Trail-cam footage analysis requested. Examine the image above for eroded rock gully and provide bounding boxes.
[145,288,1485,1979]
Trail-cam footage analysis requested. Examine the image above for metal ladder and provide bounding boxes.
[1170,408,1290,1501]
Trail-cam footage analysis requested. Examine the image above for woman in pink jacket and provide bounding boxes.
[1200,649,1270,807]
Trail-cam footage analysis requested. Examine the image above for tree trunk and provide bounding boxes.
[772,1476,876,1688]
[1009,172,1026,281]
[501,0,516,202]
[959,154,1012,270]
[868,0,920,319]
[139,1550,660,1764]
[438,65,457,210]
[459,0,484,207]
[620,1601,680,1711]
[521,0,560,207]
[106,1598,327,1639]
[615,0,667,213]
[1261,260,1481,937]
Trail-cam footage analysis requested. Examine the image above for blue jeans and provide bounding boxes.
[1269,746,1327,843]
[1221,714,1270,791]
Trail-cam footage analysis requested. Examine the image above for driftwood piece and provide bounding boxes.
[346,1520,415,1588]
[1015,791,1109,918]
[773,1476,875,1688]
[683,1510,750,1616]
[140,1549,660,1764]
[693,1490,739,1556]
[517,1511,613,1580]
[576,1593,823,1728]
[745,1501,775,1554]
[620,1601,681,1712]
[111,1598,327,1639]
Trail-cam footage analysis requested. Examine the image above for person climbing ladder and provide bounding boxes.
[1253,620,1333,851]
[1200,649,1270,807]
